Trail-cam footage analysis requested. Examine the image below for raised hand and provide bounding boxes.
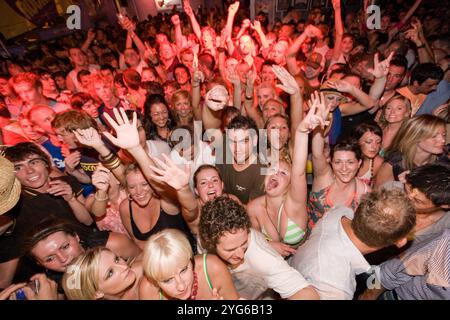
[102,108,140,151]
[228,1,240,16]
[183,0,194,16]
[48,178,75,202]
[192,68,205,85]
[148,154,191,190]
[272,65,300,95]
[327,79,354,93]
[220,28,229,47]
[92,165,111,192]
[227,68,241,86]
[368,52,394,79]
[74,127,103,149]
[171,14,181,26]
[299,91,330,133]
[308,91,331,123]
[250,20,262,33]
[64,151,81,173]
[143,42,159,64]
[87,28,96,42]
[246,68,257,88]
[332,0,341,10]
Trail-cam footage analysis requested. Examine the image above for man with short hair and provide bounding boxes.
[10,72,70,114]
[216,116,266,204]
[66,47,100,93]
[290,189,416,299]
[199,196,319,300]
[396,63,444,115]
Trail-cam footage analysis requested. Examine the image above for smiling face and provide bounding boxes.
[126,170,153,207]
[264,161,291,197]
[257,87,276,110]
[195,167,224,203]
[150,102,169,128]
[157,259,194,300]
[417,125,446,155]
[341,36,354,55]
[31,231,83,272]
[13,154,50,191]
[262,101,283,123]
[95,250,137,299]
[173,96,192,118]
[384,98,410,124]
[358,131,382,159]
[331,150,361,183]
[266,116,290,150]
[216,228,249,267]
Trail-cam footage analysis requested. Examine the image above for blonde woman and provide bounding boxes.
[171,90,193,127]
[139,229,239,300]
[378,95,411,155]
[375,115,447,189]
[62,247,144,300]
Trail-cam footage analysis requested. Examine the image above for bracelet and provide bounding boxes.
[298,128,311,134]
[152,60,160,67]
[245,95,253,100]
[416,44,425,49]
[102,157,122,170]
[217,47,226,53]
[94,192,109,202]
[99,151,114,162]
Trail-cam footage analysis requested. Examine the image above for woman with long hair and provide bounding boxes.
[375,115,447,189]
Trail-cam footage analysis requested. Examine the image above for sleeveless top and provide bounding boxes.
[129,200,195,248]
[307,178,369,231]
[261,202,306,246]
[159,253,213,300]
[358,159,374,187]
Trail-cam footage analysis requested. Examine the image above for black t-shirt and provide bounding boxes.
[0,176,99,263]
[216,161,265,205]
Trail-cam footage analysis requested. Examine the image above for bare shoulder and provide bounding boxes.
[373,156,385,171]
[197,254,228,277]
[246,196,264,216]
[138,276,160,300]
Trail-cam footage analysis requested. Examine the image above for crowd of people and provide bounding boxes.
[0,0,449,300]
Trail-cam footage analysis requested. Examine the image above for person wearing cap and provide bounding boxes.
[303,52,324,90]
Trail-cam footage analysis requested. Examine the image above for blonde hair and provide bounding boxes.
[142,229,193,283]
[264,113,292,164]
[62,247,110,300]
[379,94,411,127]
[386,115,446,171]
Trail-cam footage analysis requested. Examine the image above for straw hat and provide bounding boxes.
[0,156,21,215]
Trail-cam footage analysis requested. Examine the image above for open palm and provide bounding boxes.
[102,108,140,150]
[148,154,191,191]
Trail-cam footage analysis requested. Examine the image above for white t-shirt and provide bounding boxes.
[290,206,371,300]
[230,229,310,300]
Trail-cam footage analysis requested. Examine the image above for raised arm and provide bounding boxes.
[368,52,394,113]
[331,0,344,61]
[310,92,334,182]
[242,70,264,128]
[250,20,269,50]
[286,25,322,76]
[101,108,176,202]
[81,29,96,53]
[404,18,434,63]
[191,68,204,121]
[272,65,303,146]
[227,67,242,112]
[285,96,329,234]
[171,14,184,52]
[328,80,376,116]
[184,0,202,42]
